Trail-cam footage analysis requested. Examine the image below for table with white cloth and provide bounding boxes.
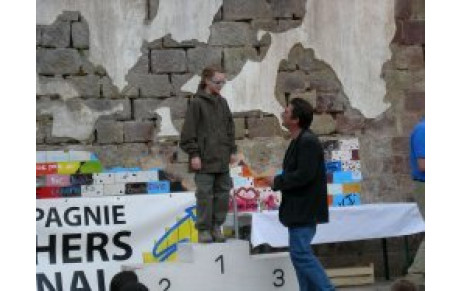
[249,203,425,279]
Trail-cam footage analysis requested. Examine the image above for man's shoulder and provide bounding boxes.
[412,120,425,136]
[299,130,322,147]
[300,130,319,141]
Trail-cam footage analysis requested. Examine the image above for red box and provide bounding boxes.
[36,163,58,176]
[36,187,61,199]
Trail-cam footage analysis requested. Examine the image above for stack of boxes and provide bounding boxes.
[36,151,170,198]
[228,137,363,212]
[322,138,362,207]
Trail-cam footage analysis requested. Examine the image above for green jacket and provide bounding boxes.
[180,90,237,173]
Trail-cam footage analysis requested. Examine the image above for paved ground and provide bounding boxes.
[337,279,424,291]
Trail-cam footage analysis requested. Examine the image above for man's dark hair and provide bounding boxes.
[199,65,224,90]
[120,282,149,291]
[110,271,138,291]
[289,98,314,129]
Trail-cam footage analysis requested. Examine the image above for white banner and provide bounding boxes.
[36,193,197,291]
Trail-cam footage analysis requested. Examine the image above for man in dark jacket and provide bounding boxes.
[180,65,237,243]
[267,98,334,291]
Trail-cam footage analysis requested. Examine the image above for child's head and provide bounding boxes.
[110,271,138,291]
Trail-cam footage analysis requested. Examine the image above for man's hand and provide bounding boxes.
[190,156,202,171]
[266,176,275,188]
[230,154,238,165]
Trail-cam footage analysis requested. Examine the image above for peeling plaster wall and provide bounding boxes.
[36,0,424,205]
[184,0,395,120]
[37,0,222,90]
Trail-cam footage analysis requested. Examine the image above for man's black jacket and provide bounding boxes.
[273,129,329,227]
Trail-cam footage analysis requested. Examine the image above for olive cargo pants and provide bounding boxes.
[194,172,232,231]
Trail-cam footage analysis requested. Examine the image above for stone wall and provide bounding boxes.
[36,0,425,277]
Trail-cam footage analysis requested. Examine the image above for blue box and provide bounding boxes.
[148,181,170,194]
[326,161,342,173]
[332,194,361,207]
[332,171,354,183]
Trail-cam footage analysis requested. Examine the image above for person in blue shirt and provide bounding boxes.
[406,118,425,285]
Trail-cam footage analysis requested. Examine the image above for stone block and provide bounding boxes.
[223,0,272,20]
[412,0,425,20]
[37,48,82,75]
[316,93,345,113]
[93,143,149,168]
[41,20,71,48]
[36,25,43,46]
[124,121,155,142]
[404,91,425,112]
[252,19,302,33]
[391,136,410,154]
[335,109,366,134]
[247,116,282,138]
[402,20,425,45]
[390,155,411,174]
[276,71,307,94]
[68,75,101,97]
[171,74,194,96]
[150,50,187,73]
[271,0,306,19]
[133,98,162,120]
[393,45,424,70]
[85,99,131,121]
[162,34,197,48]
[187,47,222,73]
[224,47,257,76]
[71,21,89,49]
[290,90,317,108]
[100,76,120,98]
[58,11,80,22]
[395,0,412,20]
[277,20,303,32]
[236,137,289,173]
[95,120,124,144]
[159,97,189,120]
[309,72,342,92]
[36,120,51,144]
[129,55,150,75]
[310,114,336,135]
[233,117,246,139]
[209,22,258,47]
[251,19,278,32]
[125,73,172,97]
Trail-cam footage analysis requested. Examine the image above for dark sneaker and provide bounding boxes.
[212,226,226,243]
[198,230,213,243]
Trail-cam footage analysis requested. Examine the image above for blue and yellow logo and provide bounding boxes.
[143,206,198,263]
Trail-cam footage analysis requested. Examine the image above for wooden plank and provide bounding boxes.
[326,264,374,287]
[326,264,373,277]
[331,275,374,286]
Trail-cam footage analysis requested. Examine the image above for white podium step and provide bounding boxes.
[123,240,297,291]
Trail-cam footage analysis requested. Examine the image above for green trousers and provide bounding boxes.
[194,172,232,231]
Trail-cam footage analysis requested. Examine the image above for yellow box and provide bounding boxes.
[343,183,361,194]
[57,162,81,175]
